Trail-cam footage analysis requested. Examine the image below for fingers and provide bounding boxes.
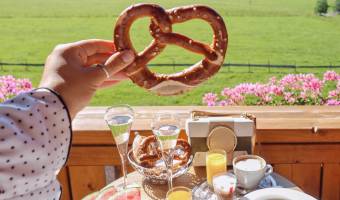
[104,50,135,75]
[85,53,112,67]
[99,80,121,88]
[87,50,135,83]
[108,71,128,80]
[98,72,129,88]
[73,39,115,56]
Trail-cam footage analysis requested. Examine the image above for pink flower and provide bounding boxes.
[219,100,228,106]
[323,71,338,81]
[221,88,231,96]
[262,95,272,103]
[328,90,339,98]
[0,75,33,102]
[305,78,322,93]
[0,92,4,102]
[287,97,296,104]
[326,99,340,105]
[300,92,307,99]
[269,76,276,84]
[269,85,283,96]
[284,92,292,100]
[202,93,218,106]
[207,101,216,106]
[203,72,340,106]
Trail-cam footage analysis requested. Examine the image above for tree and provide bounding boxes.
[336,0,340,13]
[315,0,329,14]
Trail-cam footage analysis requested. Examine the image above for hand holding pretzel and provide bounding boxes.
[114,4,228,95]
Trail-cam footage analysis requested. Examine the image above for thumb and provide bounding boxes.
[104,50,135,76]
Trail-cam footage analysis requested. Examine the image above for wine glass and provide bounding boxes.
[104,105,134,190]
[151,113,180,190]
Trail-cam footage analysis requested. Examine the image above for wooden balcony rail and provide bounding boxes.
[59,106,340,200]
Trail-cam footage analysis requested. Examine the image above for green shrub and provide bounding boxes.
[336,0,340,12]
[315,0,329,14]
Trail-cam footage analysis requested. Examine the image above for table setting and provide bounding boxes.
[82,105,317,200]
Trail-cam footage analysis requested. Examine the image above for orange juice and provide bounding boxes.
[166,187,192,200]
[206,149,227,185]
[167,191,191,200]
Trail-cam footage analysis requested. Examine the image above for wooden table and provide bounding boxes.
[107,167,203,200]
[105,167,301,200]
[58,106,340,200]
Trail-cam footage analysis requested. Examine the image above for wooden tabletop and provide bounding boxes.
[105,166,302,200]
[102,151,301,200]
[108,167,203,200]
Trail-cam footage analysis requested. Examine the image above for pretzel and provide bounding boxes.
[133,135,192,168]
[114,4,228,95]
[174,139,192,165]
[138,135,161,168]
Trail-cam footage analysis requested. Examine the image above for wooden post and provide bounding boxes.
[25,60,29,72]
[171,58,175,72]
[248,60,251,73]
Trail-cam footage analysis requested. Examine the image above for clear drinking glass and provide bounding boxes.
[213,172,237,200]
[151,113,180,190]
[104,105,134,189]
[206,149,227,186]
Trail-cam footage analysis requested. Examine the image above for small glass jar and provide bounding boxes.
[212,172,237,200]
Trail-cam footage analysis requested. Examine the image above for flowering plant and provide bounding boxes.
[203,71,340,106]
[0,75,33,102]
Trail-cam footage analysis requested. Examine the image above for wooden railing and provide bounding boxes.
[58,106,340,200]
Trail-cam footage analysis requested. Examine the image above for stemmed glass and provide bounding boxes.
[151,113,180,190]
[104,105,134,190]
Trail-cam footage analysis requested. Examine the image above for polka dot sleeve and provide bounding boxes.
[0,88,72,200]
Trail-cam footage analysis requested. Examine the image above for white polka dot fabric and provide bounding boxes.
[0,88,72,200]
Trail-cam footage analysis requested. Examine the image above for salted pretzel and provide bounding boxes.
[133,135,192,168]
[174,139,192,165]
[138,135,161,168]
[114,4,228,95]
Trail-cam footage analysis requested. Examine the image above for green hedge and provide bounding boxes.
[336,0,340,12]
[315,0,329,14]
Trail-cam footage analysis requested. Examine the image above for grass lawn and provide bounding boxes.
[0,0,340,105]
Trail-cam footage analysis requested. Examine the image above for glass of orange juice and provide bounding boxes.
[206,149,227,186]
[166,186,192,200]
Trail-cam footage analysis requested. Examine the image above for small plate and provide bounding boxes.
[244,188,317,200]
[192,173,292,199]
